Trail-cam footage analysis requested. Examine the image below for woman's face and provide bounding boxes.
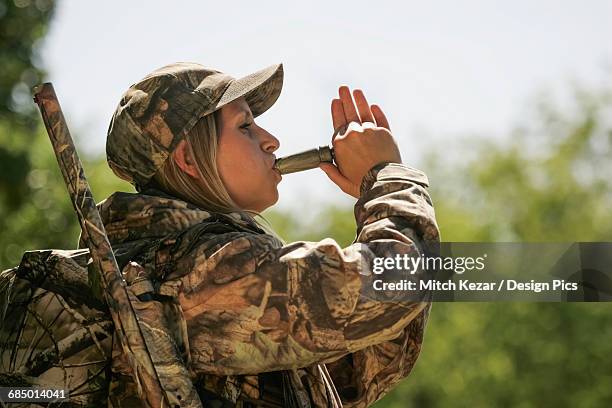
[216,97,282,212]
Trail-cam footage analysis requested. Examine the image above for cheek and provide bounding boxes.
[219,146,255,174]
[217,133,267,193]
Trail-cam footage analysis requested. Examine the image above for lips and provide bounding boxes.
[268,155,282,181]
[273,167,282,181]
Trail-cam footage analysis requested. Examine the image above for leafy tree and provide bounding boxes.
[425,85,612,242]
[1,0,55,269]
[0,0,129,270]
[0,0,53,215]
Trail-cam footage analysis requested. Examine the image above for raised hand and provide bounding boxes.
[319,86,402,198]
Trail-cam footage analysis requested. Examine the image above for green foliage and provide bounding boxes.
[0,0,53,119]
[265,204,356,247]
[0,0,54,220]
[0,0,131,269]
[425,86,612,242]
[0,122,131,269]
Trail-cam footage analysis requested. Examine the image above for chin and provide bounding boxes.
[265,187,280,209]
[267,187,279,207]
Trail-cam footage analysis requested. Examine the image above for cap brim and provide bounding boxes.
[214,63,283,117]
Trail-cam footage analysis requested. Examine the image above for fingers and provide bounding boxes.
[334,86,391,137]
[339,86,361,124]
[371,104,391,130]
[331,98,347,141]
[353,89,375,124]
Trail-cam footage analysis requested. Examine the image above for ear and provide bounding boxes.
[172,139,200,179]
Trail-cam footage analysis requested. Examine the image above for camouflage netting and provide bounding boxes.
[0,249,112,405]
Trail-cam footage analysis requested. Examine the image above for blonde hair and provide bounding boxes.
[152,112,285,243]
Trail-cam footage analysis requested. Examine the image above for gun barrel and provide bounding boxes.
[33,83,201,408]
[274,145,335,175]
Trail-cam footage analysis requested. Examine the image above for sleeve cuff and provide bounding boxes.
[359,162,430,196]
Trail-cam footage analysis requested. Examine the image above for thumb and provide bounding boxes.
[319,163,357,197]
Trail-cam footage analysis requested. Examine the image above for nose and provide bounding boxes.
[259,127,280,153]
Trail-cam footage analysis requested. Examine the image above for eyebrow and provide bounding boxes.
[238,110,253,122]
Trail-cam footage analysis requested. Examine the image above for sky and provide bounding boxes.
[40,0,612,211]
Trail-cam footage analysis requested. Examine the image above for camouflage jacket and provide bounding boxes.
[0,162,439,407]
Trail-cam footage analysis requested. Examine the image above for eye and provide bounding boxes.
[240,121,253,132]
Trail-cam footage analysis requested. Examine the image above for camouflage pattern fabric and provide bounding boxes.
[0,249,113,405]
[106,62,284,190]
[1,162,439,407]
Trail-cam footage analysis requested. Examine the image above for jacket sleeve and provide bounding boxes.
[164,162,440,377]
[322,163,438,407]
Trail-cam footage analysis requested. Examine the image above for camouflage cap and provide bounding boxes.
[106,62,284,189]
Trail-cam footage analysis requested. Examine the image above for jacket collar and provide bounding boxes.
[95,188,265,246]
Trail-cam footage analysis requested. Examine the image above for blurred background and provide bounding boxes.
[1,0,611,406]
